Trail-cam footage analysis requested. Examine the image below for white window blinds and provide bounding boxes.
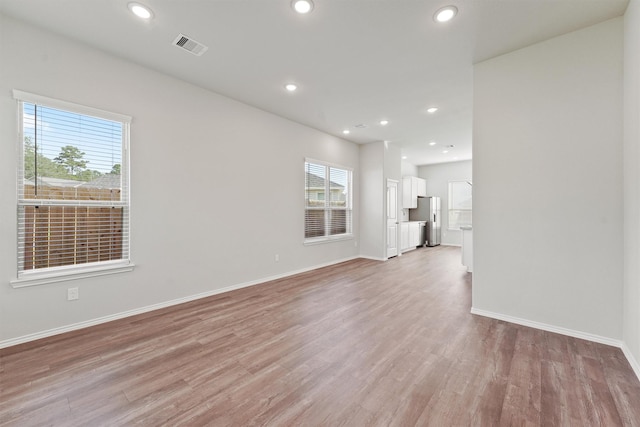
[305,160,352,242]
[14,91,131,277]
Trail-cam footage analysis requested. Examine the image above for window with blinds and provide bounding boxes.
[305,160,352,242]
[448,180,472,230]
[14,90,131,280]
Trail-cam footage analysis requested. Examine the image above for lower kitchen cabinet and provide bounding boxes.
[401,222,422,253]
[409,222,421,247]
[400,222,410,252]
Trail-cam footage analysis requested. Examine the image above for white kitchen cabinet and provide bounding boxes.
[401,221,423,252]
[410,221,425,247]
[402,176,427,208]
[409,222,420,248]
[400,222,410,252]
[416,178,427,197]
[402,177,414,208]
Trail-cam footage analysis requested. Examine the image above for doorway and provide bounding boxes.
[386,179,399,258]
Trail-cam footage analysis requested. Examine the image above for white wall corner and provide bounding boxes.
[470,307,639,382]
[621,342,640,382]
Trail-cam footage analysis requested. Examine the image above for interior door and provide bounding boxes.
[386,179,399,258]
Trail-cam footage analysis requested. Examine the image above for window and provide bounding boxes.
[448,181,472,230]
[305,160,352,242]
[13,90,132,286]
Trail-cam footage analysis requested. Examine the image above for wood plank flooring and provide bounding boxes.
[1,246,640,426]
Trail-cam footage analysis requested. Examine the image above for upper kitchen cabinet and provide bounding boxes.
[402,176,426,208]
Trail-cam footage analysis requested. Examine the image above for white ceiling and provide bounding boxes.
[0,0,629,165]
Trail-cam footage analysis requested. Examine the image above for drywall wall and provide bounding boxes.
[473,18,624,340]
[624,0,640,373]
[418,160,472,246]
[384,142,402,188]
[359,142,385,260]
[359,141,402,260]
[0,15,360,344]
[401,160,418,178]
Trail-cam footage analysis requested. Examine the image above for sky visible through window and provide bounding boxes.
[23,103,122,177]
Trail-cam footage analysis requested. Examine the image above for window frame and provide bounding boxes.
[447,180,472,231]
[10,90,134,288]
[304,158,353,245]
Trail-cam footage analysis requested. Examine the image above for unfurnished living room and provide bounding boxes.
[1,0,640,425]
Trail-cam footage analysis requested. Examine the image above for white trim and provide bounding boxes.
[19,199,126,207]
[360,255,387,261]
[10,262,135,288]
[470,307,640,382]
[14,93,132,280]
[13,89,131,123]
[303,235,354,246]
[0,256,358,349]
[304,159,353,244]
[621,342,640,382]
[470,307,623,348]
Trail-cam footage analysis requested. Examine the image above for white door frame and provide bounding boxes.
[386,179,399,259]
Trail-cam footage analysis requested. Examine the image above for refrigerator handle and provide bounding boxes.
[433,213,436,222]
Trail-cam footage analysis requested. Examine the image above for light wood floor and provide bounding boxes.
[2,246,640,426]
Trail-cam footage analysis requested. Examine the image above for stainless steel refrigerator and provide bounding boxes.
[409,196,441,246]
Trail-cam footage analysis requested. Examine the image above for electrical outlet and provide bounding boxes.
[67,287,79,301]
[275,254,279,262]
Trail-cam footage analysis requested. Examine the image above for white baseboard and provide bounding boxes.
[470,307,640,382]
[470,307,623,347]
[359,255,387,261]
[0,256,360,349]
[621,342,640,382]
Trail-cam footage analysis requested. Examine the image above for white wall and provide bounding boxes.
[0,15,360,344]
[473,18,624,340]
[384,143,402,187]
[400,161,419,221]
[359,141,402,260]
[623,0,640,372]
[359,142,385,259]
[401,160,418,177]
[418,160,472,246]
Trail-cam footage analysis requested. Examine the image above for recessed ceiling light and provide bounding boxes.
[434,6,457,23]
[427,107,439,113]
[402,156,408,160]
[380,120,389,126]
[342,129,350,135]
[429,141,437,146]
[128,2,153,19]
[292,0,314,14]
[285,83,298,92]
[442,150,449,154]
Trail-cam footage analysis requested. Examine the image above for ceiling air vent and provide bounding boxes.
[172,34,208,56]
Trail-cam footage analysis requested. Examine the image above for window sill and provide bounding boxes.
[10,261,135,288]
[304,234,354,246]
